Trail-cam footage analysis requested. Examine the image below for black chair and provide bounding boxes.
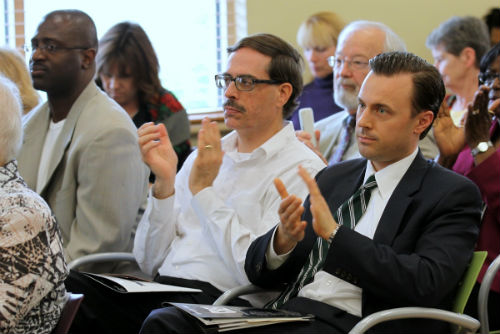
[52,292,84,334]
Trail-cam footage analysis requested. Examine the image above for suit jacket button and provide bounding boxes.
[255,263,262,272]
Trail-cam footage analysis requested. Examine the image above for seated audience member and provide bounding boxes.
[96,21,191,171]
[426,16,490,128]
[0,46,40,114]
[298,20,438,165]
[64,33,325,334]
[288,11,345,129]
[0,76,68,334]
[18,10,149,272]
[139,52,482,334]
[484,8,500,46]
[434,42,500,330]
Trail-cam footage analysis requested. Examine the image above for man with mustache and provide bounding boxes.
[65,33,326,333]
[18,10,148,272]
[298,21,438,164]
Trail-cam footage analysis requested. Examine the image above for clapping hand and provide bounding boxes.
[464,86,494,149]
[138,122,178,199]
[188,117,224,195]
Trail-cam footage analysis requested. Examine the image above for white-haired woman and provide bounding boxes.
[0,76,68,334]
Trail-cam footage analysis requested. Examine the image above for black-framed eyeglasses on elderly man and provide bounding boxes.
[214,74,283,91]
[327,56,370,70]
[24,43,90,54]
[479,71,500,85]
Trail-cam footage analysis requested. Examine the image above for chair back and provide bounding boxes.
[52,293,84,334]
[452,251,487,314]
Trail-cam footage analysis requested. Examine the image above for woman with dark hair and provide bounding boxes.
[96,22,191,172]
[434,42,500,330]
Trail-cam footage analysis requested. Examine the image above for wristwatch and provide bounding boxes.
[471,141,493,157]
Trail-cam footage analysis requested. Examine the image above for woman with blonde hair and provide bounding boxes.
[289,11,345,129]
[0,47,40,114]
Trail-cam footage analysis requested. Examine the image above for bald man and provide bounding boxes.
[18,10,149,272]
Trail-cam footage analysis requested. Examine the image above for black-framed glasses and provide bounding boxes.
[215,74,283,91]
[24,44,90,54]
[479,71,500,85]
[327,56,370,70]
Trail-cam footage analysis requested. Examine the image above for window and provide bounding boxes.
[6,0,247,114]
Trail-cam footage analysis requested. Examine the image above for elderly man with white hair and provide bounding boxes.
[0,75,67,334]
[298,20,438,164]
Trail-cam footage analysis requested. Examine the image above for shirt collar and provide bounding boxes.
[364,147,419,200]
[222,121,295,161]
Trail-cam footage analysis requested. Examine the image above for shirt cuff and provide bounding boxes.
[149,188,175,221]
[265,226,294,270]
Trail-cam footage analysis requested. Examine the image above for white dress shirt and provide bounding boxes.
[134,122,326,294]
[267,147,419,316]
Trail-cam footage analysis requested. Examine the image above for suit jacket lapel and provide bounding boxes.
[39,106,80,195]
[325,159,366,214]
[18,104,50,190]
[373,152,429,244]
[39,82,97,195]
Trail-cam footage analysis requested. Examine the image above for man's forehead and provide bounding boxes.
[226,47,270,76]
[360,72,412,103]
[337,28,385,59]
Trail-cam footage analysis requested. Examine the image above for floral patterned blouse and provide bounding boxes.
[0,160,68,334]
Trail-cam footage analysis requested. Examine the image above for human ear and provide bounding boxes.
[460,47,476,69]
[414,110,434,135]
[277,82,293,109]
[81,48,97,69]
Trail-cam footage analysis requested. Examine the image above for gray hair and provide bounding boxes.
[426,16,490,68]
[338,20,407,53]
[0,75,23,164]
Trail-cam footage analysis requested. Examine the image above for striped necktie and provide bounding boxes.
[266,174,378,309]
[328,115,356,166]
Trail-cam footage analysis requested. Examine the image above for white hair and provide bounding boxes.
[0,75,23,164]
[338,20,407,52]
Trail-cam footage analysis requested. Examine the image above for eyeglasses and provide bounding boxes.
[328,56,370,71]
[215,74,283,91]
[24,44,90,54]
[479,71,500,85]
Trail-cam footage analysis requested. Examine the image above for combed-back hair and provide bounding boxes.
[370,51,445,139]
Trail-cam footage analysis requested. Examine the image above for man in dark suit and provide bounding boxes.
[243,51,482,334]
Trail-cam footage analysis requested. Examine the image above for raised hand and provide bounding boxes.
[189,117,224,195]
[295,130,327,164]
[138,122,178,199]
[465,86,493,148]
[273,177,306,255]
[297,165,337,241]
[433,100,466,158]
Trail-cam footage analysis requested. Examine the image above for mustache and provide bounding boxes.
[223,99,247,113]
[30,60,48,71]
[336,77,358,87]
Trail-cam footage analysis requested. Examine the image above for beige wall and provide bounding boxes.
[246,0,498,82]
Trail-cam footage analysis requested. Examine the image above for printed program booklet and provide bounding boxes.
[169,302,314,332]
[80,272,202,294]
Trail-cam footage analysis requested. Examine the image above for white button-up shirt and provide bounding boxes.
[134,122,326,294]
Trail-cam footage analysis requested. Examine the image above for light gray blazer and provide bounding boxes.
[18,82,149,271]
